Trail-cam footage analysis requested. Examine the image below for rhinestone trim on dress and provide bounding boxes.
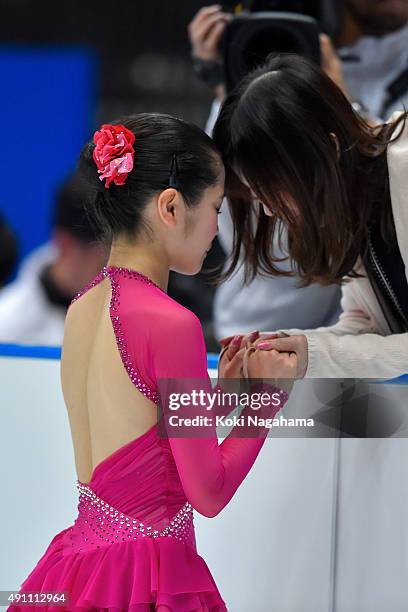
[108,268,159,404]
[73,482,194,547]
[69,266,160,403]
[104,265,165,293]
[69,269,107,307]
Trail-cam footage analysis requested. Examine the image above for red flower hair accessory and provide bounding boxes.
[92,124,135,188]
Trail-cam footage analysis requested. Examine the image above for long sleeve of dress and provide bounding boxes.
[124,302,286,518]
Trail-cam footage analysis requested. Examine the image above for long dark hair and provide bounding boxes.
[78,113,221,245]
[212,53,407,287]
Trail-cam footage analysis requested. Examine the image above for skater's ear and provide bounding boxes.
[156,188,186,229]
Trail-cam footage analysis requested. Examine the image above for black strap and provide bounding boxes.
[361,205,408,333]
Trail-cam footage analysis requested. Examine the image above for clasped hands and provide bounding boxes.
[218,331,308,383]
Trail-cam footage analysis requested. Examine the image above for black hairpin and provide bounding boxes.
[169,153,179,189]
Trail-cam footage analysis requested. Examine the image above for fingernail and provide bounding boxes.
[257,341,273,349]
[232,335,241,344]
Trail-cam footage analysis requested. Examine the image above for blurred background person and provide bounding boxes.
[188,0,408,341]
[0,1,225,351]
[0,174,108,345]
[338,0,408,121]
[0,213,19,288]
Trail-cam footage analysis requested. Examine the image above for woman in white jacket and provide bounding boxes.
[213,54,408,379]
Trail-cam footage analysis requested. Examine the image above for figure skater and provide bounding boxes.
[8,114,296,611]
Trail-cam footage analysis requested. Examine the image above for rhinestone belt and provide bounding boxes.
[73,482,194,548]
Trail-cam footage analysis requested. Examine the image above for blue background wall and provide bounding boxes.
[0,46,96,265]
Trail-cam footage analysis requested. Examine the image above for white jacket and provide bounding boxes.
[276,113,408,378]
[0,242,66,345]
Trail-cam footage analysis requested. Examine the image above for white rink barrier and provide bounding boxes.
[1,346,408,612]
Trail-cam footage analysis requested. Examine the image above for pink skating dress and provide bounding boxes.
[8,265,287,611]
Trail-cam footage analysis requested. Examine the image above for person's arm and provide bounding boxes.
[301,329,407,378]
[221,256,408,378]
[259,328,408,378]
[146,309,290,517]
[259,266,408,378]
[273,259,378,338]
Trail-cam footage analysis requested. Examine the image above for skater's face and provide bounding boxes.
[174,164,225,275]
[154,158,225,276]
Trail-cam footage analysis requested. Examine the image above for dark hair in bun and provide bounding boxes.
[78,113,221,244]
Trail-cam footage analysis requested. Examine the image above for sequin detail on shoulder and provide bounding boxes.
[103,265,165,293]
[69,268,108,308]
[69,265,159,404]
[106,266,159,404]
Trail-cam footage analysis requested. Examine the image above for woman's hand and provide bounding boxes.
[218,334,246,378]
[243,347,297,379]
[219,330,286,349]
[243,347,297,395]
[219,331,308,378]
[256,335,308,379]
[188,4,231,62]
[219,330,308,379]
[218,330,261,378]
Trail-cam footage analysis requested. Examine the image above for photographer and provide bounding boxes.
[189,1,408,120]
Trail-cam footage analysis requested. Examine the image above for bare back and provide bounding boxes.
[60,272,157,485]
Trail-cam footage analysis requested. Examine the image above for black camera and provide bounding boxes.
[220,1,341,91]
